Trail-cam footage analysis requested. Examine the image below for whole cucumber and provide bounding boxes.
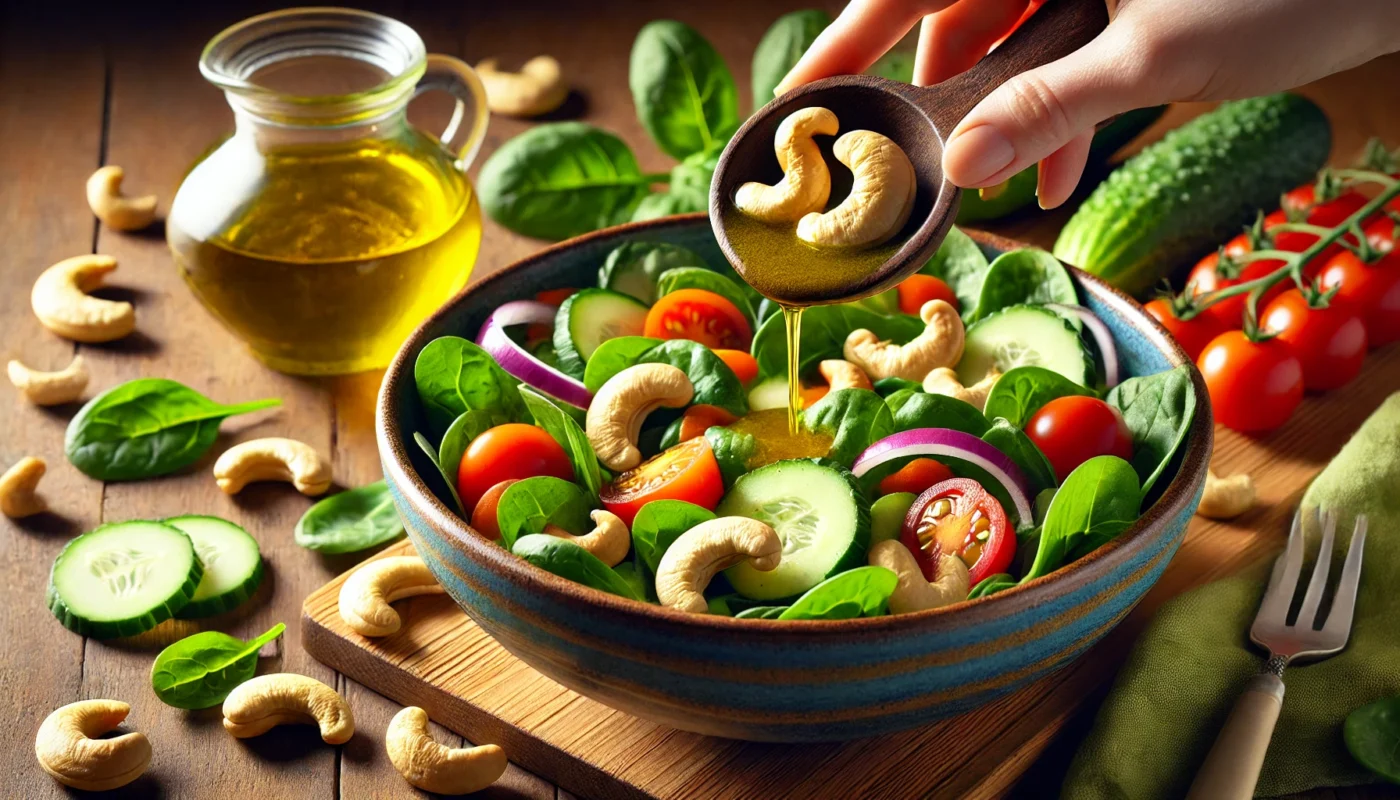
[1053,94,1330,297]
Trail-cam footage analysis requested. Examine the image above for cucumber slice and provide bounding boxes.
[47,521,203,639]
[164,515,264,619]
[721,459,870,600]
[957,305,1093,388]
[747,376,788,411]
[553,289,650,378]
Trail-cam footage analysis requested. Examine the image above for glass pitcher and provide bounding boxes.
[168,8,489,375]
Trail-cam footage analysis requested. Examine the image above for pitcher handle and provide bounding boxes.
[415,54,491,169]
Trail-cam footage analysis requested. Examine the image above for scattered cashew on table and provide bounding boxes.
[797,129,916,248]
[7,355,89,406]
[86,165,158,231]
[476,55,568,117]
[1196,469,1257,519]
[655,517,782,613]
[30,254,136,343]
[213,437,333,496]
[1,456,48,518]
[222,673,355,744]
[845,299,965,382]
[543,508,632,567]
[387,706,508,795]
[586,363,694,472]
[339,556,446,637]
[34,699,151,791]
[734,106,839,223]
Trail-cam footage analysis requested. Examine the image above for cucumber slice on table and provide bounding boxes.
[957,305,1093,388]
[164,515,264,619]
[47,521,204,639]
[553,288,650,378]
[721,459,870,600]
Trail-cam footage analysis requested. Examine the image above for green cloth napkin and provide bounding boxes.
[1063,392,1400,799]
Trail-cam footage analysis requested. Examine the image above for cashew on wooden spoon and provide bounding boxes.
[734,107,839,223]
[797,128,916,249]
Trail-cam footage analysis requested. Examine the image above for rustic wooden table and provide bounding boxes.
[3,1,1398,797]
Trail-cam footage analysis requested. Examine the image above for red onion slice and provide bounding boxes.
[477,300,593,409]
[1047,303,1119,389]
[852,428,1034,523]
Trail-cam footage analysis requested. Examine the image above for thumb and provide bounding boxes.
[941,23,1162,189]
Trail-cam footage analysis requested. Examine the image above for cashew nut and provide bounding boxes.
[797,129,916,248]
[586,363,694,472]
[222,673,354,744]
[544,509,631,567]
[1,456,47,518]
[86,165,158,232]
[34,700,151,791]
[387,706,507,794]
[8,355,89,406]
[656,517,781,613]
[213,437,332,496]
[819,359,873,393]
[1196,470,1256,520]
[338,556,446,637]
[735,107,839,223]
[477,56,567,117]
[923,367,1000,412]
[31,255,136,343]
[869,539,969,614]
[845,299,964,382]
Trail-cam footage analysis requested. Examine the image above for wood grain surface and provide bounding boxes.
[1,0,1398,797]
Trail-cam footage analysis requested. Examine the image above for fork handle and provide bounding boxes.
[1186,674,1285,800]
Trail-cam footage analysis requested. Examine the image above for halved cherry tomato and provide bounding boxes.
[469,479,518,541]
[878,458,955,497]
[901,478,1013,586]
[1318,219,1400,347]
[1144,297,1229,361]
[534,288,577,306]
[677,404,739,443]
[800,383,829,408]
[1198,330,1303,434]
[600,437,724,527]
[1025,396,1133,483]
[896,274,959,315]
[714,348,760,385]
[644,289,752,350]
[458,424,573,510]
[1187,232,1285,330]
[1261,288,1367,391]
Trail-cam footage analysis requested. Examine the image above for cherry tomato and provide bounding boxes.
[644,289,752,350]
[534,288,577,306]
[1261,289,1367,391]
[901,478,1013,586]
[714,348,760,385]
[1198,330,1304,434]
[677,404,738,443]
[1277,183,1368,256]
[1025,396,1133,483]
[1144,297,1229,361]
[1186,233,1285,329]
[878,458,955,497]
[1318,221,1400,347]
[800,383,829,409]
[600,437,724,527]
[458,424,573,510]
[526,289,577,342]
[469,479,518,541]
[896,274,959,315]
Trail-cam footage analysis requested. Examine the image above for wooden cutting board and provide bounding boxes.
[302,346,1400,800]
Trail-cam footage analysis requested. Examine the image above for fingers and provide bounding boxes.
[913,0,1031,87]
[776,0,953,94]
[1035,129,1093,209]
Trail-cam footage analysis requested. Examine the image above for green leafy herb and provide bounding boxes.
[295,480,404,554]
[885,389,991,436]
[1021,456,1141,582]
[982,417,1058,498]
[583,336,664,393]
[969,248,1079,323]
[983,366,1096,428]
[803,388,894,468]
[64,379,281,481]
[1106,364,1197,494]
[656,267,757,324]
[631,499,716,575]
[704,425,755,487]
[751,304,925,378]
[495,476,593,550]
[639,339,748,416]
[1345,696,1400,783]
[777,566,898,620]
[921,226,991,315]
[598,241,708,303]
[518,386,603,502]
[414,336,526,437]
[413,432,466,515]
[150,623,286,709]
[750,10,831,112]
[512,534,642,600]
[630,20,740,160]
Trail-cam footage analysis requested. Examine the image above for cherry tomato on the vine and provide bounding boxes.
[896,274,959,316]
[1024,396,1133,482]
[458,424,574,510]
[1187,232,1286,330]
[1317,219,1400,348]
[1198,330,1304,434]
[1145,297,1229,361]
[1261,289,1367,391]
[900,478,1013,586]
[1274,183,1369,262]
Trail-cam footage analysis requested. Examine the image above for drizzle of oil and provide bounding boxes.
[727,409,833,469]
[782,305,804,434]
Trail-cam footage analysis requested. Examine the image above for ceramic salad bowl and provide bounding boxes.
[374,213,1212,742]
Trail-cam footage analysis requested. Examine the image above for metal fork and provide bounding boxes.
[1187,507,1368,800]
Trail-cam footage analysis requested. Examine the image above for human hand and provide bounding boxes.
[776,0,1400,208]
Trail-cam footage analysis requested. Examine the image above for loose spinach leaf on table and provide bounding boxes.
[969,248,1079,323]
[583,336,664,393]
[803,388,894,469]
[597,241,708,303]
[638,339,748,416]
[295,480,404,554]
[1021,456,1141,583]
[982,417,1058,498]
[921,226,991,316]
[1106,364,1197,494]
[656,267,757,324]
[414,336,527,437]
[983,366,1096,429]
[751,304,925,378]
[631,20,740,161]
[778,566,899,620]
[413,432,466,515]
[631,499,716,576]
[495,476,593,550]
[477,123,657,240]
[885,389,991,436]
[64,379,281,481]
[513,534,642,600]
[1345,696,1400,783]
[704,425,755,488]
[750,10,831,112]
[151,623,286,709]
[519,386,604,502]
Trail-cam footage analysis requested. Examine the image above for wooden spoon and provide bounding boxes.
[710,0,1109,306]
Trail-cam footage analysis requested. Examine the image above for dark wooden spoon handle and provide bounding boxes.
[922,0,1110,134]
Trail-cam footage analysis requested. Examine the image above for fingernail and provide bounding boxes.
[943,125,1016,186]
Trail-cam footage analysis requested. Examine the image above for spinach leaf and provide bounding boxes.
[656,267,756,324]
[638,339,748,416]
[151,623,286,709]
[853,288,901,315]
[751,304,925,378]
[885,389,991,436]
[630,21,739,160]
[1106,364,1197,494]
[598,241,707,303]
[64,379,281,481]
[477,122,656,240]
[983,366,1095,428]
[737,605,790,619]
[631,190,703,222]
[969,248,1079,323]
[295,480,404,554]
[803,388,894,468]
[704,425,755,487]
[413,432,466,515]
[982,417,1057,498]
[495,476,593,550]
[777,566,898,620]
[969,573,1017,599]
[1022,456,1140,582]
[519,386,603,502]
[1345,696,1400,783]
[630,150,718,222]
[873,377,921,397]
[631,499,716,575]
[513,534,642,600]
[414,336,527,437]
[438,410,494,483]
[583,336,664,393]
[921,226,991,315]
[612,561,651,601]
[750,10,831,112]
